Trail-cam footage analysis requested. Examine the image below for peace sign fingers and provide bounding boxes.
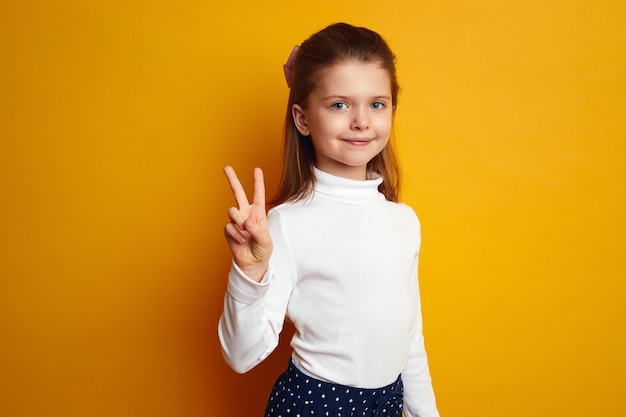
[251,167,267,210]
[224,165,251,212]
[222,166,273,282]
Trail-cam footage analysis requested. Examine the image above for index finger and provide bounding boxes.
[224,166,249,209]
[252,167,266,207]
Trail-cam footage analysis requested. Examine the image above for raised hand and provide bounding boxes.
[223,166,273,282]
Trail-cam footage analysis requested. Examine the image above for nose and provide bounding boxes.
[350,107,370,130]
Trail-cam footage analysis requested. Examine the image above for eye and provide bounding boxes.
[371,101,386,110]
[331,102,348,110]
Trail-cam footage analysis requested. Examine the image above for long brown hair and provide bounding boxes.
[271,23,401,206]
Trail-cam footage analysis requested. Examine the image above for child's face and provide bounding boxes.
[292,60,393,180]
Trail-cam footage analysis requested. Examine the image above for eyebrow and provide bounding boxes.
[322,95,392,101]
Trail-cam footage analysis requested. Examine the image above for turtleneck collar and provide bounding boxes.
[313,167,385,204]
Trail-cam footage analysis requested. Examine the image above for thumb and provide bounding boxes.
[244,218,271,245]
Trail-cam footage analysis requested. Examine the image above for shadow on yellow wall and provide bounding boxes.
[1,1,625,416]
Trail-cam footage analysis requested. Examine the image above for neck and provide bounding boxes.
[314,164,367,181]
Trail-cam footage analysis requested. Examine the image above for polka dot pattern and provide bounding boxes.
[264,360,403,417]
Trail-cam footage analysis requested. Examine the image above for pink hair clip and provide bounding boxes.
[283,45,300,88]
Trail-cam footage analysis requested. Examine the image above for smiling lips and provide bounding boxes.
[341,138,374,146]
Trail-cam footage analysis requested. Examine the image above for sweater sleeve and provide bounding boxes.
[217,210,297,373]
[402,215,440,417]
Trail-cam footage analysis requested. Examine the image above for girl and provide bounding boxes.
[219,23,439,417]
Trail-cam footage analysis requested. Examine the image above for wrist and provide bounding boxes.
[239,262,269,283]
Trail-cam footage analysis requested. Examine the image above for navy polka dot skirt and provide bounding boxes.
[264,359,404,417]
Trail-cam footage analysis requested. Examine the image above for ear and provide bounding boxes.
[292,104,310,136]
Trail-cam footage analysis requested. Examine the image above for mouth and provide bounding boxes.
[341,138,373,146]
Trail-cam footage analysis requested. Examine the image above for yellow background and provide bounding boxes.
[1,1,625,416]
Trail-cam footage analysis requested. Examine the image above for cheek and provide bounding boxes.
[310,115,342,138]
[379,137,391,152]
[375,116,393,137]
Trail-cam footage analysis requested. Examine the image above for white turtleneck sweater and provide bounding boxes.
[218,168,439,417]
